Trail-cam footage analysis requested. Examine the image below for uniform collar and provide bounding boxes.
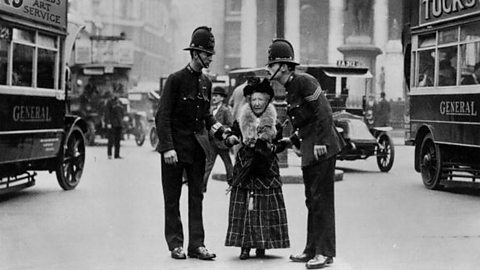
[186,64,202,75]
[284,72,295,87]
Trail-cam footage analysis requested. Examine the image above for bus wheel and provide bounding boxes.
[56,126,86,190]
[376,133,395,172]
[420,134,443,189]
[150,127,158,149]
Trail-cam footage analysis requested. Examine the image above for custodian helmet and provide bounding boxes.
[183,26,215,55]
[267,38,299,66]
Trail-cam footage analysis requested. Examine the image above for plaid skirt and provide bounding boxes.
[225,186,290,249]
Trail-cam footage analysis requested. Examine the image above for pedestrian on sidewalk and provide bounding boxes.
[203,86,234,193]
[155,26,238,261]
[224,78,290,260]
[104,90,124,159]
[375,92,391,127]
[267,39,345,269]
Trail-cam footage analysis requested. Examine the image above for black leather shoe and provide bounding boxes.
[289,252,314,262]
[188,246,216,260]
[171,247,186,260]
[255,248,265,258]
[239,248,250,260]
[306,255,333,269]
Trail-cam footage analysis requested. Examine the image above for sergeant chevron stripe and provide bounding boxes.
[305,86,323,102]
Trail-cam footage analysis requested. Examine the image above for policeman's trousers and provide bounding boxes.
[302,156,336,258]
[161,144,206,252]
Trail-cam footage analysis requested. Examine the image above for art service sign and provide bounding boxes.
[0,0,67,30]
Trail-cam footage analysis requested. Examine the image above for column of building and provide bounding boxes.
[328,0,344,64]
[240,0,257,67]
[284,0,300,61]
[374,0,389,98]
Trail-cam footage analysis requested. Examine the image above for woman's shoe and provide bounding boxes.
[255,248,265,257]
[239,248,250,260]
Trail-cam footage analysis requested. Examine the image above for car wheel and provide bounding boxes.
[419,133,443,189]
[376,133,395,172]
[55,126,85,190]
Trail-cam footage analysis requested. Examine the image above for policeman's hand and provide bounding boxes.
[314,145,327,160]
[292,145,302,157]
[226,135,240,146]
[106,124,112,129]
[163,149,178,165]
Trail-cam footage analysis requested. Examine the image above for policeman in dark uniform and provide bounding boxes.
[155,26,238,261]
[267,39,345,269]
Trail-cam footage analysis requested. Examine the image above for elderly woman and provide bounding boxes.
[224,78,289,260]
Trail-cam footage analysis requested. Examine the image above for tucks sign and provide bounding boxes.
[0,0,67,30]
[419,0,480,26]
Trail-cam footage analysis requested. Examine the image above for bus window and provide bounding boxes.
[12,44,34,87]
[0,39,7,85]
[459,21,480,85]
[438,46,457,86]
[459,42,480,85]
[460,21,480,41]
[37,34,58,89]
[12,29,35,87]
[417,49,435,87]
[439,27,458,45]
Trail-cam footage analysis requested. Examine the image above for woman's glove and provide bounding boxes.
[225,135,240,147]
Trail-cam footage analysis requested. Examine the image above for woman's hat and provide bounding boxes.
[243,78,274,98]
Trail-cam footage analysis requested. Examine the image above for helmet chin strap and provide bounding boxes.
[196,51,208,69]
[269,63,283,81]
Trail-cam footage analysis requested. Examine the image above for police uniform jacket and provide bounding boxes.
[285,72,345,167]
[156,65,219,164]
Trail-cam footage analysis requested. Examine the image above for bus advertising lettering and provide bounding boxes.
[0,0,66,30]
[439,100,478,116]
[420,0,480,26]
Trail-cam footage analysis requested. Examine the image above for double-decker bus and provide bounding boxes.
[404,0,480,189]
[0,0,87,193]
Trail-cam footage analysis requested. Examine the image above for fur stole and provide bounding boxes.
[238,103,277,146]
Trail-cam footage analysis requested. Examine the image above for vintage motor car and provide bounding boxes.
[228,63,395,172]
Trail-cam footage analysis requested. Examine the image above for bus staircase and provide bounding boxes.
[0,172,36,195]
[441,162,480,187]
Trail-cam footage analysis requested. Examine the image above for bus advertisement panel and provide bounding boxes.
[0,0,67,30]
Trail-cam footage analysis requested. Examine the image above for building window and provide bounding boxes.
[226,0,241,15]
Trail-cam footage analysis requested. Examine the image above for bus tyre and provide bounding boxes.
[150,127,159,149]
[376,133,395,172]
[420,133,443,190]
[56,126,86,190]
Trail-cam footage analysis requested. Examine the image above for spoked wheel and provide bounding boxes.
[56,126,86,190]
[150,126,158,149]
[419,133,443,190]
[376,133,395,172]
[135,121,146,146]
